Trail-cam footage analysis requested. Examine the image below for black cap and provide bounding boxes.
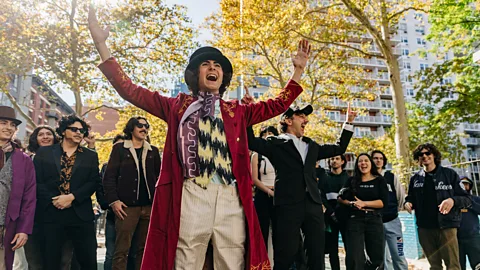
[281,105,313,119]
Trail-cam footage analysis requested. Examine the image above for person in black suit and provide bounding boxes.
[247,104,356,270]
[33,115,100,269]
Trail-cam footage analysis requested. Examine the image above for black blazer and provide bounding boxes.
[33,144,100,222]
[247,128,353,206]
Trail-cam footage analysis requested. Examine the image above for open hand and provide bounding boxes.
[241,85,255,105]
[11,233,28,251]
[88,4,111,44]
[112,201,128,220]
[292,39,311,70]
[438,198,454,215]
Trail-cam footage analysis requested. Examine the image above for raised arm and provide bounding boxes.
[244,40,311,127]
[317,104,356,160]
[246,126,273,159]
[88,4,174,121]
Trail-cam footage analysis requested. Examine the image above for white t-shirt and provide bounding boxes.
[253,152,276,187]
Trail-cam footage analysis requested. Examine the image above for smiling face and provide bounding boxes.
[418,148,435,167]
[132,118,149,141]
[285,113,309,138]
[37,128,55,147]
[0,119,17,143]
[63,121,86,145]
[198,60,224,94]
[357,155,372,175]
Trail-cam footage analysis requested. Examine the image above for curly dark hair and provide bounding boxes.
[328,154,347,170]
[351,153,381,193]
[371,150,388,169]
[56,114,90,139]
[413,143,442,166]
[184,67,232,97]
[123,116,149,140]
[260,126,279,137]
[27,126,59,153]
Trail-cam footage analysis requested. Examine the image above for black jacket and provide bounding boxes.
[405,166,471,229]
[247,127,353,206]
[33,144,100,222]
[458,195,480,239]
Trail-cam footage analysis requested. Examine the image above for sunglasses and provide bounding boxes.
[65,127,87,134]
[419,151,432,157]
[136,123,150,129]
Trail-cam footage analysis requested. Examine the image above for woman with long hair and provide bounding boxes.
[338,153,389,270]
[27,125,59,156]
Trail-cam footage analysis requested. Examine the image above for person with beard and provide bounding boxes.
[371,150,408,270]
[89,4,311,268]
[103,117,161,270]
[247,104,356,270]
[457,176,480,270]
[317,155,349,270]
[33,115,100,269]
[0,106,36,270]
[405,143,471,270]
[338,153,389,270]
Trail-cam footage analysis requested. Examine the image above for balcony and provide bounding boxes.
[329,114,392,125]
[330,99,393,110]
[353,131,385,138]
[465,137,480,146]
[349,57,387,69]
[364,72,390,84]
[464,123,480,132]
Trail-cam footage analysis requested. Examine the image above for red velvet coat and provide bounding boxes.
[99,58,303,270]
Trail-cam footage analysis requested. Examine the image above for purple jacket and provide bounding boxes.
[3,149,36,270]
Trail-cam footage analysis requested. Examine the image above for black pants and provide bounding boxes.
[274,194,325,270]
[346,212,384,270]
[459,234,480,270]
[325,216,347,270]
[43,221,97,270]
[255,189,276,250]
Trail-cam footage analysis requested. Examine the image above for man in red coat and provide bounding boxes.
[89,6,310,270]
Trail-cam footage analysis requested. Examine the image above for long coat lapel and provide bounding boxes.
[52,144,62,175]
[71,148,86,177]
[303,137,317,166]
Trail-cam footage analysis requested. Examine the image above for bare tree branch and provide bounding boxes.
[4,91,37,128]
[388,7,428,21]
[304,3,343,16]
[81,104,123,117]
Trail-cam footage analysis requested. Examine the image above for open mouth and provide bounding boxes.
[206,74,218,82]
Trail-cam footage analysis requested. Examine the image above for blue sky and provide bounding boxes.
[60,0,218,105]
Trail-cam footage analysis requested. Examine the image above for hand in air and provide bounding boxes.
[88,4,111,44]
[241,85,255,105]
[292,39,311,70]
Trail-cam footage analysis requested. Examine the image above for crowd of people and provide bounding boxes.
[0,4,478,270]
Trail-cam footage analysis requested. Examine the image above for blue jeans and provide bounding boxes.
[104,218,116,270]
[383,217,408,270]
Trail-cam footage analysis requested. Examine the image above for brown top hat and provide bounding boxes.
[0,106,22,126]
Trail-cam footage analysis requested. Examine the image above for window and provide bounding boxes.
[403,61,411,70]
[253,92,260,99]
[406,88,415,97]
[37,116,42,125]
[40,99,44,109]
[448,92,454,99]
[381,100,392,109]
[401,36,408,43]
[420,63,429,71]
[327,111,340,120]
[355,127,372,137]
[30,93,35,105]
[414,13,424,21]
[415,26,425,35]
[402,49,410,56]
[441,78,453,85]
[416,38,426,45]
[399,23,407,32]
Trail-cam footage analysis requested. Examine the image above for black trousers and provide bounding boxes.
[274,194,325,270]
[459,234,480,270]
[254,189,277,250]
[43,219,97,270]
[325,216,347,270]
[346,212,384,270]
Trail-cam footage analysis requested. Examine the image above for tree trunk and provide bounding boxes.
[74,89,82,115]
[385,52,411,181]
[5,91,37,128]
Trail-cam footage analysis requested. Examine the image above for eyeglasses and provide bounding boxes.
[65,127,87,134]
[419,151,432,157]
[136,123,150,129]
